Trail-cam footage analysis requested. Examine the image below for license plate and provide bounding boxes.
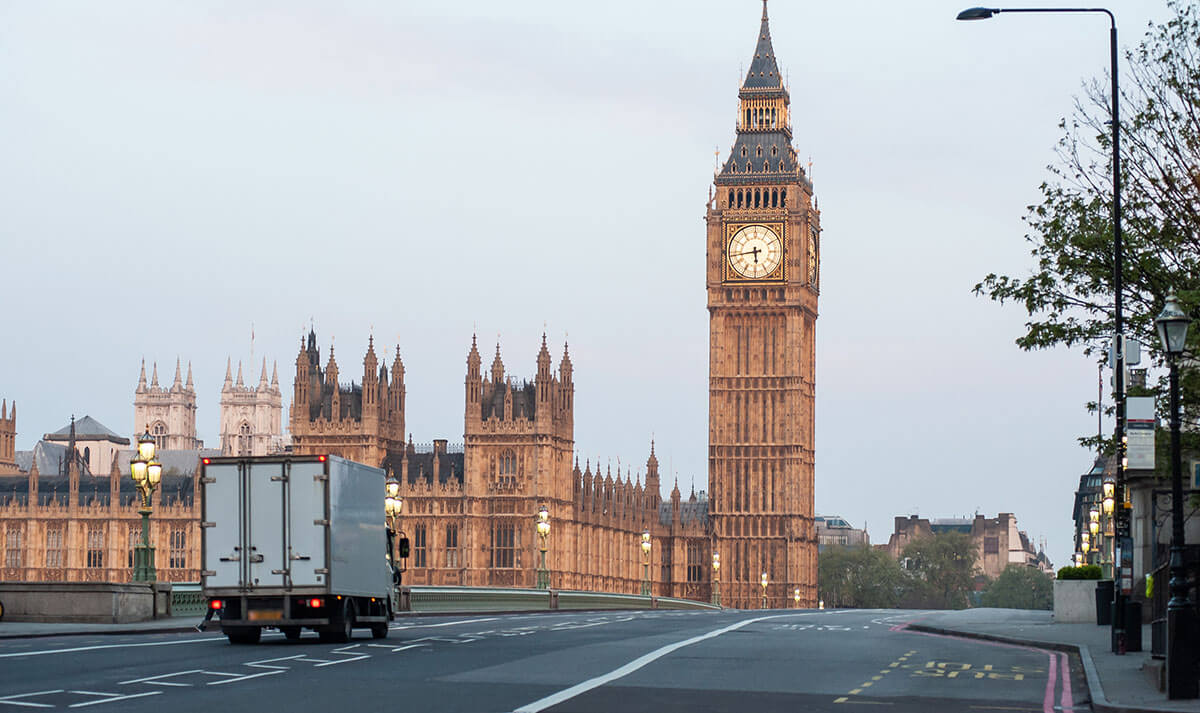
[248,609,282,621]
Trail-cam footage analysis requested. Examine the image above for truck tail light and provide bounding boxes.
[210,599,224,610]
[308,598,323,608]
[318,455,326,462]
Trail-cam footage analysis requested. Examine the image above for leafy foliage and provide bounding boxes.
[973,1,1200,446]
[818,545,905,608]
[901,532,978,610]
[1057,564,1103,580]
[980,565,1054,610]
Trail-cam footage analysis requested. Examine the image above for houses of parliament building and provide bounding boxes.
[0,3,820,607]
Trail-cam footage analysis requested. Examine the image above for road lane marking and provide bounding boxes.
[512,612,820,713]
[118,670,206,686]
[0,690,63,708]
[66,691,162,708]
[1057,652,1074,712]
[0,637,220,659]
[389,617,500,630]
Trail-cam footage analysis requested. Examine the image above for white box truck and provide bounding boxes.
[201,455,396,644]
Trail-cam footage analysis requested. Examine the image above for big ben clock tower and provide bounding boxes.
[707,1,819,608]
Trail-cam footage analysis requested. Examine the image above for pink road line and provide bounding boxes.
[1059,651,1075,712]
[891,621,1059,713]
[1045,649,1058,713]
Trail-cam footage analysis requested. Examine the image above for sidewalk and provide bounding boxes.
[0,616,204,639]
[910,608,1199,713]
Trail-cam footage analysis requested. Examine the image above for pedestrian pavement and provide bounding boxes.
[910,608,1199,713]
[0,615,204,639]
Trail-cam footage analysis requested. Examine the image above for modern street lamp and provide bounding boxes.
[385,474,402,584]
[1155,292,1196,699]
[957,3,1131,654]
[760,572,769,609]
[130,428,162,582]
[640,531,652,596]
[536,505,551,589]
[711,551,721,607]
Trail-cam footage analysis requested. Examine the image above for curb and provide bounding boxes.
[0,625,201,640]
[905,624,1169,713]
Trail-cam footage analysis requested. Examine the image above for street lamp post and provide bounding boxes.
[640,531,652,596]
[711,551,721,607]
[130,428,161,583]
[794,587,801,608]
[1155,292,1196,700]
[760,572,769,609]
[536,505,551,589]
[385,474,402,586]
[957,3,1130,654]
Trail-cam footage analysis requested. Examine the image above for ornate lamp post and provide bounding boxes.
[711,551,721,607]
[1155,292,1196,699]
[130,428,162,582]
[793,587,801,608]
[385,474,402,584]
[760,572,769,609]
[957,2,1131,655]
[1081,533,1092,561]
[536,505,551,589]
[640,531,652,596]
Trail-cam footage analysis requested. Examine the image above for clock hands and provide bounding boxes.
[730,247,763,262]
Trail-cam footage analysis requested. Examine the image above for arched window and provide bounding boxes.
[151,422,167,451]
[740,146,747,157]
[763,160,770,172]
[83,447,90,465]
[728,190,734,207]
[781,188,787,205]
[754,189,761,208]
[755,146,762,157]
[737,190,743,208]
[496,449,518,488]
[771,189,778,207]
[237,421,252,456]
[746,162,752,172]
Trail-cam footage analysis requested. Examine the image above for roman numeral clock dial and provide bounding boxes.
[727,224,782,280]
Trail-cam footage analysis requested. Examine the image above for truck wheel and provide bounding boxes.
[281,626,301,641]
[322,599,355,643]
[370,622,388,639]
[226,627,262,644]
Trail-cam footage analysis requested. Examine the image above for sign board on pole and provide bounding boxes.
[1127,396,1157,471]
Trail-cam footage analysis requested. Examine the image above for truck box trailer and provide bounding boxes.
[201,454,395,644]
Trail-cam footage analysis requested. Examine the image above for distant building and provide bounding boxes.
[815,515,869,551]
[218,358,284,456]
[0,413,212,583]
[133,359,202,450]
[885,513,1050,579]
[0,399,15,475]
[42,415,129,477]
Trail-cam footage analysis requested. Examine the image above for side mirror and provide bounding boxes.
[398,537,410,559]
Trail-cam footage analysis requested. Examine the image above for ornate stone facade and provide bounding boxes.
[706,3,819,607]
[218,358,284,456]
[290,334,714,599]
[0,414,205,583]
[0,400,15,475]
[133,359,201,450]
[290,331,405,468]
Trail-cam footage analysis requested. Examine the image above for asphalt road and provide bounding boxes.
[0,609,1090,712]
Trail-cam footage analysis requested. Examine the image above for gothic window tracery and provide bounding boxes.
[151,421,167,451]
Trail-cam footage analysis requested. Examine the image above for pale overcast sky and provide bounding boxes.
[0,1,1170,568]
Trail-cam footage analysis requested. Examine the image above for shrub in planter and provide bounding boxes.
[1056,565,1102,580]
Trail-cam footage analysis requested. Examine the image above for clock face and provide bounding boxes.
[728,224,782,279]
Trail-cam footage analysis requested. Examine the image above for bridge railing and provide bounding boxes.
[400,586,719,613]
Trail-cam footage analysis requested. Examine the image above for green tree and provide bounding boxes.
[980,565,1054,610]
[973,1,1199,444]
[901,532,978,610]
[818,545,904,608]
